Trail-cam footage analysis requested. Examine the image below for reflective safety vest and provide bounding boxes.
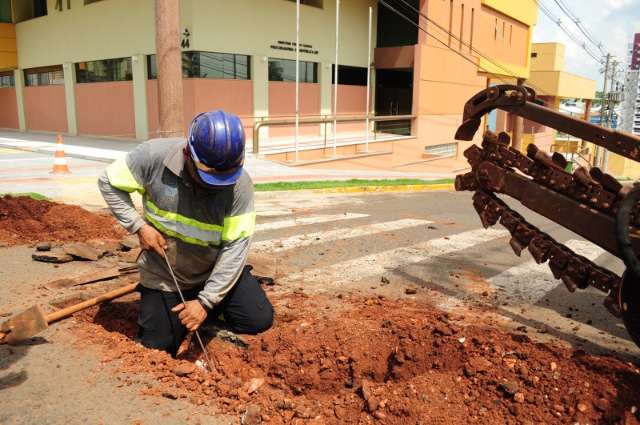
[105,143,255,248]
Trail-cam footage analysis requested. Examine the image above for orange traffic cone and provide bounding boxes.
[51,134,70,174]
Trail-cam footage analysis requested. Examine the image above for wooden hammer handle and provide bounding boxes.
[46,283,138,324]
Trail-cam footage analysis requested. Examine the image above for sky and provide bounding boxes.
[532,0,640,88]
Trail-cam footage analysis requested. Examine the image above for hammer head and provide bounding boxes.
[0,305,48,345]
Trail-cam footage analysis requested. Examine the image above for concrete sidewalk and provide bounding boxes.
[0,130,456,183]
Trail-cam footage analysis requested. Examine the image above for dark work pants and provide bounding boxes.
[136,266,274,356]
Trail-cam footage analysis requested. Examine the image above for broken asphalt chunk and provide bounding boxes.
[63,242,101,261]
[32,250,73,263]
[35,242,51,251]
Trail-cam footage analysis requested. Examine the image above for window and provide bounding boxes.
[0,0,11,23]
[448,0,453,46]
[268,58,317,83]
[285,0,323,8]
[76,58,132,83]
[425,143,457,157]
[183,52,250,80]
[24,66,64,86]
[332,65,367,86]
[147,52,251,80]
[469,8,475,53]
[0,71,14,88]
[33,0,47,18]
[376,0,418,47]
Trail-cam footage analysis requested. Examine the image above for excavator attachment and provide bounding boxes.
[454,85,640,347]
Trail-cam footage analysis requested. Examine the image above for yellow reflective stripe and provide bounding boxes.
[106,158,144,193]
[145,200,223,232]
[222,211,256,241]
[144,213,210,247]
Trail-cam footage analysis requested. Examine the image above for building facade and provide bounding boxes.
[0,0,538,171]
[1,0,376,142]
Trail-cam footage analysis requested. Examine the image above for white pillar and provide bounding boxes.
[294,0,300,162]
[13,69,25,132]
[62,62,77,136]
[252,55,269,146]
[364,5,372,152]
[132,54,149,140]
[320,62,332,139]
[332,0,340,156]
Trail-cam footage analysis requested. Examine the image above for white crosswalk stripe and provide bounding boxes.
[253,218,433,252]
[256,209,294,217]
[256,213,369,232]
[489,239,606,305]
[282,227,509,285]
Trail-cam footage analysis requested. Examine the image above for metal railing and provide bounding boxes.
[252,114,415,154]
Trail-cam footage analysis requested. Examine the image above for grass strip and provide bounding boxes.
[254,178,454,192]
[1,192,50,200]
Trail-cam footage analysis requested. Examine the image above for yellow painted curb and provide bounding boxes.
[312,183,455,194]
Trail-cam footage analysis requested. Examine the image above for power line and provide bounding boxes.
[550,0,608,57]
[534,0,606,65]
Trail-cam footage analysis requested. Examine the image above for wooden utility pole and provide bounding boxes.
[155,0,184,138]
[510,78,526,152]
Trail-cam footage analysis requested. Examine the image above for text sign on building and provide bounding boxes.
[270,40,318,55]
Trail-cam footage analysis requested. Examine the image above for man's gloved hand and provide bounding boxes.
[137,223,168,256]
[172,300,208,331]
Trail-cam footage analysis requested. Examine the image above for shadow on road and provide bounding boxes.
[0,336,47,391]
[393,264,638,359]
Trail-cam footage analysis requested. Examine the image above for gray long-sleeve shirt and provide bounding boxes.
[98,138,255,308]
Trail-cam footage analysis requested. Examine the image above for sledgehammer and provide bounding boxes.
[0,282,138,345]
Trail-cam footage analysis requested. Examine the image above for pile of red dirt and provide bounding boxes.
[0,195,125,245]
[75,292,640,424]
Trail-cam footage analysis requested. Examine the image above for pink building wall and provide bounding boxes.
[268,82,321,137]
[147,79,254,138]
[0,88,19,129]
[23,85,67,133]
[75,82,135,138]
[333,84,368,133]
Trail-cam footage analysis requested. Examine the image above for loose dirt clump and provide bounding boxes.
[74,293,640,424]
[0,195,125,245]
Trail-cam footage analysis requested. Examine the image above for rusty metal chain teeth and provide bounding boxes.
[470,189,622,317]
[478,137,624,216]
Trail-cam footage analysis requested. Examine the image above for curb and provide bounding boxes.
[1,143,457,193]
[305,183,455,194]
[0,144,117,163]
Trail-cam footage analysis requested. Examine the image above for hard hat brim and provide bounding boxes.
[196,166,243,186]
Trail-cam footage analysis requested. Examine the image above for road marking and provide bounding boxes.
[256,213,369,232]
[253,218,433,252]
[489,239,606,304]
[283,227,509,285]
[0,157,48,162]
[257,209,294,217]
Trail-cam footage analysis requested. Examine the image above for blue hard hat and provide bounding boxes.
[187,110,245,186]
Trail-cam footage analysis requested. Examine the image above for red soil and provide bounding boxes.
[0,196,124,245]
[74,292,640,424]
